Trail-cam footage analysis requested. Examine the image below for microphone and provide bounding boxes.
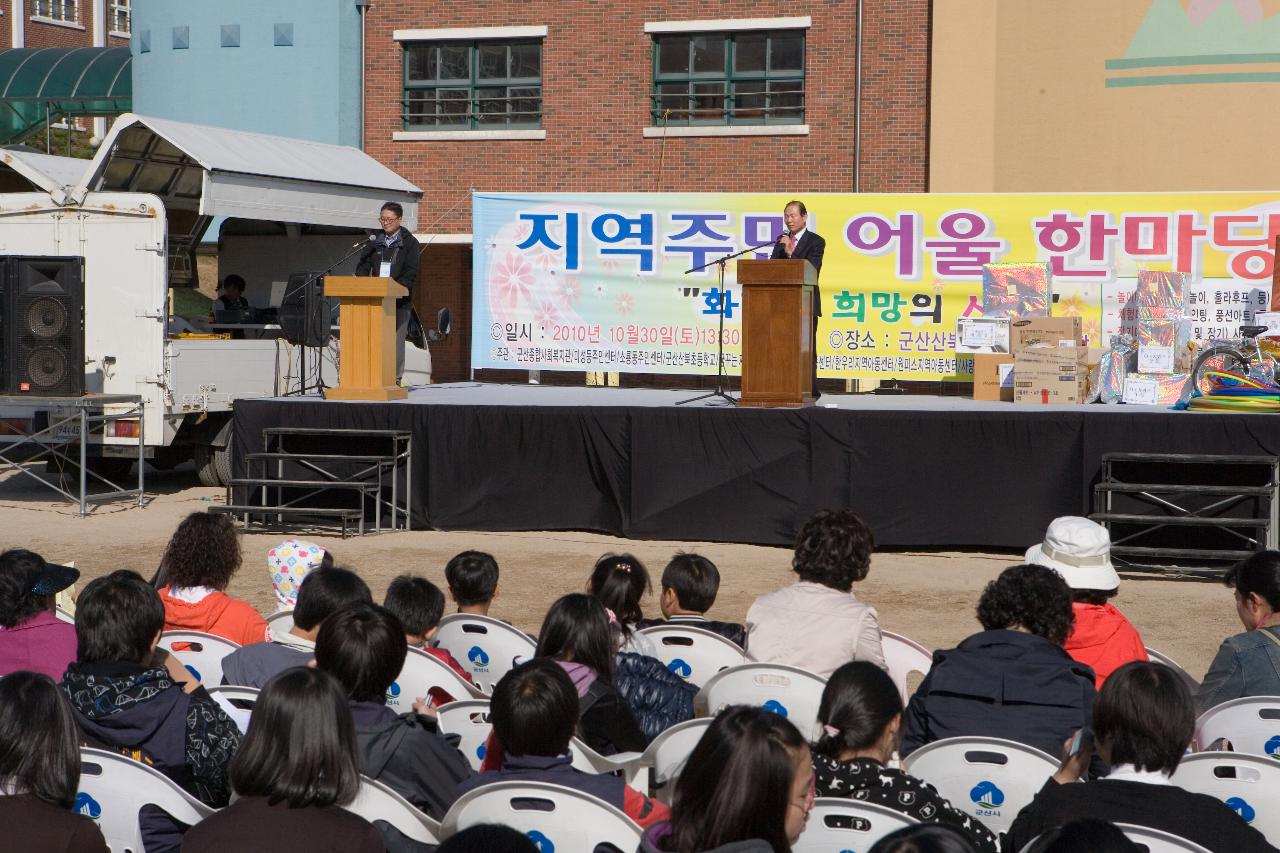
[777,229,792,244]
[353,234,379,249]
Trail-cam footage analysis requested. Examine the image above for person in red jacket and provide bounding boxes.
[1026,516,1147,688]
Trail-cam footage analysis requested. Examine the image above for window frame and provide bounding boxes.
[109,0,130,35]
[401,37,543,132]
[33,0,78,24]
[650,29,805,127]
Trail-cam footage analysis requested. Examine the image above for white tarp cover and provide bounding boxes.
[76,114,422,229]
[0,148,88,195]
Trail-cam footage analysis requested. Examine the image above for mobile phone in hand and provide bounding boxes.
[1068,726,1095,758]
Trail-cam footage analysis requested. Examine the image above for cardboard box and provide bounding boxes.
[1014,346,1090,404]
[982,262,1052,319]
[1009,316,1082,353]
[973,353,1016,402]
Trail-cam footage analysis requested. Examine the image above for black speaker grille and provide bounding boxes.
[26,297,67,338]
[5,257,84,396]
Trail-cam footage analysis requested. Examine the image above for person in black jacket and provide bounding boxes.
[355,201,421,382]
[636,552,746,648]
[900,564,1097,764]
[770,200,826,397]
[1005,661,1275,853]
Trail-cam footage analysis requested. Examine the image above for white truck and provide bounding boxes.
[0,114,424,486]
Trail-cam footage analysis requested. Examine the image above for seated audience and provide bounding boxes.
[437,825,537,853]
[637,552,746,648]
[315,602,472,824]
[445,550,500,616]
[1198,549,1280,713]
[746,509,886,676]
[641,705,814,853]
[812,661,997,853]
[0,549,78,680]
[152,512,268,646]
[589,552,658,656]
[867,825,978,853]
[180,667,382,853]
[60,570,240,852]
[458,658,669,828]
[900,564,1096,762]
[533,593,646,755]
[265,538,332,613]
[384,574,475,695]
[221,567,371,688]
[1006,661,1274,853]
[1022,819,1140,853]
[1026,517,1146,688]
[0,671,109,853]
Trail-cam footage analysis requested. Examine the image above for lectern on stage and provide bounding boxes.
[736,259,818,408]
[323,276,408,401]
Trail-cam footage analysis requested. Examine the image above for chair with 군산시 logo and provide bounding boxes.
[433,614,535,694]
[694,662,827,741]
[1170,751,1280,842]
[76,746,215,852]
[157,630,240,687]
[792,799,918,853]
[1193,695,1280,759]
[435,699,493,772]
[386,646,485,712]
[440,780,642,853]
[638,624,747,688]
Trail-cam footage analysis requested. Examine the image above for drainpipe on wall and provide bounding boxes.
[93,0,106,142]
[11,0,23,48]
[853,0,864,194]
[355,0,369,149]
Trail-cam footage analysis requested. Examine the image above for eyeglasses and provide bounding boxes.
[379,216,399,223]
[789,774,816,814]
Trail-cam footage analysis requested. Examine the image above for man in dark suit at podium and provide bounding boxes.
[771,200,825,396]
[356,201,420,383]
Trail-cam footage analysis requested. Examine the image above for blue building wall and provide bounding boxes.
[131,0,362,147]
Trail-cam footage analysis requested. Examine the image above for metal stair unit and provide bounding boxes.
[1090,452,1280,574]
[212,428,411,537]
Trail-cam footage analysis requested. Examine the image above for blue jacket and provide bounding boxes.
[1197,626,1280,714]
[613,652,697,744]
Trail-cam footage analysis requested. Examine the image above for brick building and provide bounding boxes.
[361,2,931,381]
[2,0,130,50]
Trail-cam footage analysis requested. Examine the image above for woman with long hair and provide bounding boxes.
[181,667,382,853]
[0,671,108,852]
[642,705,814,853]
[588,552,658,656]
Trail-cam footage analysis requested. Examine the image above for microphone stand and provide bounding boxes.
[283,236,380,398]
[676,240,778,407]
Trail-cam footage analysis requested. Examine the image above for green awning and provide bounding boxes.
[0,48,132,144]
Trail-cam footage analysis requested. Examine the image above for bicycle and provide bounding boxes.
[1189,324,1280,395]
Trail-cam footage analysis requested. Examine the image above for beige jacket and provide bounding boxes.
[745,581,886,678]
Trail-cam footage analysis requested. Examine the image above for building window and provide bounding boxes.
[110,0,130,34]
[652,30,804,126]
[402,39,542,130]
[221,24,239,48]
[274,23,293,47]
[172,25,189,49]
[138,28,149,53]
[33,0,77,22]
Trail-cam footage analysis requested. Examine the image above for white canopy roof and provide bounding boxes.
[73,114,421,229]
[0,148,89,195]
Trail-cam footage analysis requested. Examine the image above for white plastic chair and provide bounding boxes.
[695,662,828,740]
[76,746,215,853]
[386,646,485,712]
[204,685,260,734]
[1194,695,1280,757]
[266,608,296,639]
[1170,751,1280,840]
[433,614,536,694]
[344,774,442,846]
[630,717,713,803]
[792,798,918,853]
[157,631,241,687]
[881,630,934,705]
[55,605,75,624]
[1146,647,1200,691]
[441,780,643,852]
[435,699,493,771]
[901,736,1058,835]
[638,624,747,688]
[567,736,643,784]
[1115,823,1213,853]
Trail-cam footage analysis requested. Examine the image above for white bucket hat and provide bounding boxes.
[1025,516,1120,591]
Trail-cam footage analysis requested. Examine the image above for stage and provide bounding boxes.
[232,385,1280,549]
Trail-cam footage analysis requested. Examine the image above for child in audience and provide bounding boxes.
[747,508,886,676]
[315,602,472,824]
[640,705,814,853]
[867,825,979,853]
[265,538,332,612]
[1026,517,1146,688]
[384,574,474,681]
[458,658,669,828]
[0,671,109,852]
[1006,661,1273,853]
[444,550,500,616]
[437,825,537,853]
[180,667,383,853]
[533,593,645,755]
[812,662,997,852]
[1198,549,1280,713]
[221,567,371,688]
[637,552,746,648]
[900,564,1097,766]
[152,512,268,646]
[61,570,240,852]
[0,549,79,680]
[588,553,658,656]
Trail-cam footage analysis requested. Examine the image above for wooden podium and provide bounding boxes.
[323,276,408,401]
[737,259,817,408]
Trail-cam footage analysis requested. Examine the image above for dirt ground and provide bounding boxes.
[0,464,1242,681]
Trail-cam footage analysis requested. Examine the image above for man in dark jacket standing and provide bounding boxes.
[771,200,826,397]
[356,201,421,383]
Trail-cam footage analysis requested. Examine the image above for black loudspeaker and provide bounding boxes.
[1,256,85,396]
[279,272,330,347]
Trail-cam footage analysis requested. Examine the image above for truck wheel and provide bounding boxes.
[194,442,233,487]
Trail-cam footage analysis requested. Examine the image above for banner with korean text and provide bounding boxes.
[471,192,1280,380]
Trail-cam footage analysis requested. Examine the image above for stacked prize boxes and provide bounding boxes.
[1125,270,1193,405]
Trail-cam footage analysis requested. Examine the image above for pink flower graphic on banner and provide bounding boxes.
[493,251,535,309]
[559,278,581,307]
[615,291,635,316]
[533,300,561,328]
[533,250,555,270]
[1185,0,1262,26]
